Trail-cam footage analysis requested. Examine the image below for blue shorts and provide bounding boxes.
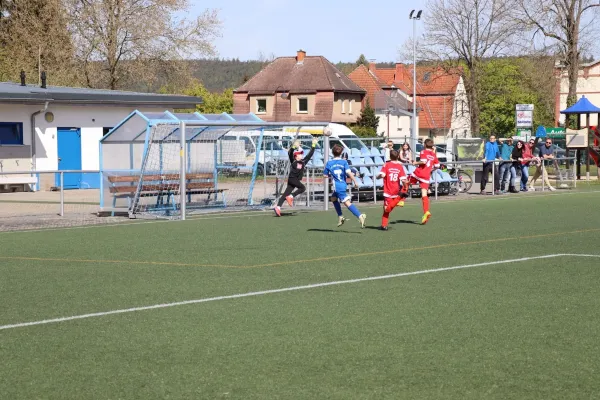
[331,185,351,203]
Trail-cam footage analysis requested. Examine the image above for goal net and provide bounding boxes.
[128,124,289,219]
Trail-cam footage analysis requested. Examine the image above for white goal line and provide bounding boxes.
[1,253,598,331]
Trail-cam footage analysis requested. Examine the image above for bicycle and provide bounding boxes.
[444,164,473,193]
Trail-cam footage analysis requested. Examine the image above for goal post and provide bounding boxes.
[111,116,329,220]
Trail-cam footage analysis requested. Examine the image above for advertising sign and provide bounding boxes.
[515,104,534,128]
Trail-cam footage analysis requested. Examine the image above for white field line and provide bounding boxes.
[1,189,599,235]
[1,253,599,331]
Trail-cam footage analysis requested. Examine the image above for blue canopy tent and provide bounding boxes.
[559,95,600,178]
[98,111,328,217]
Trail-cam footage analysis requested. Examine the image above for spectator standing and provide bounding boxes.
[383,140,394,161]
[512,140,527,191]
[498,137,516,193]
[479,135,501,195]
[522,137,540,191]
[530,137,556,191]
[399,142,413,164]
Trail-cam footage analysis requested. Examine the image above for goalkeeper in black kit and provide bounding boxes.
[274,138,319,216]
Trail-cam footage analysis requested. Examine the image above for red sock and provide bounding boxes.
[382,211,390,227]
[422,196,430,213]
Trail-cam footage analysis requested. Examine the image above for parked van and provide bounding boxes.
[282,123,371,156]
[221,131,288,174]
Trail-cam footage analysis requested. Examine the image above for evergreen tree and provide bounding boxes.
[355,54,369,67]
[357,100,380,130]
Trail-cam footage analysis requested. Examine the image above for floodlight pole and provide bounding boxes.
[180,121,186,220]
[410,10,422,153]
[323,134,330,211]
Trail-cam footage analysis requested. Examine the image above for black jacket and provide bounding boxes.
[511,146,523,167]
[288,146,315,180]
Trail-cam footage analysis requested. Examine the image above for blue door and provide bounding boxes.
[56,128,82,189]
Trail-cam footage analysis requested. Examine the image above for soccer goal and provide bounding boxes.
[99,111,328,219]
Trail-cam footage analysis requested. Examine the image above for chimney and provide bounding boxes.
[20,70,26,86]
[369,59,376,72]
[296,49,306,64]
[41,71,47,89]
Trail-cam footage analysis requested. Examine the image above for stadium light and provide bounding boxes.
[409,9,422,152]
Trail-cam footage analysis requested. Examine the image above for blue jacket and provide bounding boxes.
[484,141,500,161]
[500,143,514,160]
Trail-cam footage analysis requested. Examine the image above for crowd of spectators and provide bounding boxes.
[481,135,557,194]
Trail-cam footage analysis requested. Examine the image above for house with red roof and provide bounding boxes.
[233,50,366,123]
[348,63,415,139]
[349,62,471,141]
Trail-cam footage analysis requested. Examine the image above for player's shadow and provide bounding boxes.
[363,220,419,230]
[276,212,300,217]
[307,229,362,234]
[390,219,420,225]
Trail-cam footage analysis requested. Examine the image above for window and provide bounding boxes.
[423,72,431,82]
[349,100,353,115]
[256,99,267,114]
[297,98,308,113]
[341,99,346,114]
[0,122,24,145]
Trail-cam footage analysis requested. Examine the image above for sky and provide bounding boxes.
[189,0,428,63]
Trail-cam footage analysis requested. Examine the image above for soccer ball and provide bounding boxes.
[323,126,333,136]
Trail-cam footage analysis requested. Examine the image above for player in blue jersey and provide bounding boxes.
[323,144,366,228]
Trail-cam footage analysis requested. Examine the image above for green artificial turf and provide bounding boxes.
[1,191,599,399]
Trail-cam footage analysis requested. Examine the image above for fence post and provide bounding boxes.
[179,121,186,220]
[323,135,329,211]
[373,170,377,204]
[434,168,438,200]
[306,168,310,207]
[60,171,64,217]
[573,157,577,189]
[491,162,495,195]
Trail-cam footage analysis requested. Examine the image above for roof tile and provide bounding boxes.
[234,56,365,95]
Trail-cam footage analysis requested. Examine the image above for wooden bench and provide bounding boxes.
[107,173,227,213]
[0,176,37,192]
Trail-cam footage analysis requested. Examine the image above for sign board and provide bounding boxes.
[516,104,534,111]
[516,128,532,137]
[535,126,547,138]
[546,127,566,137]
[516,110,534,127]
[565,128,589,148]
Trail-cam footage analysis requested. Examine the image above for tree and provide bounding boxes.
[420,0,519,135]
[357,100,380,130]
[478,57,556,137]
[183,81,233,114]
[64,0,221,90]
[0,0,77,85]
[516,0,600,128]
[355,54,369,67]
[479,59,537,137]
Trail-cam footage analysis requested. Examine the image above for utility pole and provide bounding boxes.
[409,10,422,152]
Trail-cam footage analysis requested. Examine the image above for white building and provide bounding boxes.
[555,60,600,126]
[0,80,201,191]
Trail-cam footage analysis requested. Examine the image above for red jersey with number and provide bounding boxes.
[379,161,406,197]
[412,149,439,183]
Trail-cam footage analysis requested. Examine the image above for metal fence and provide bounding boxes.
[0,155,594,232]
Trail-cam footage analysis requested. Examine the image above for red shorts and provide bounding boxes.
[409,175,429,190]
[383,196,403,211]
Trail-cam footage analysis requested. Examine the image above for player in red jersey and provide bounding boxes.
[376,150,408,230]
[403,138,439,225]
